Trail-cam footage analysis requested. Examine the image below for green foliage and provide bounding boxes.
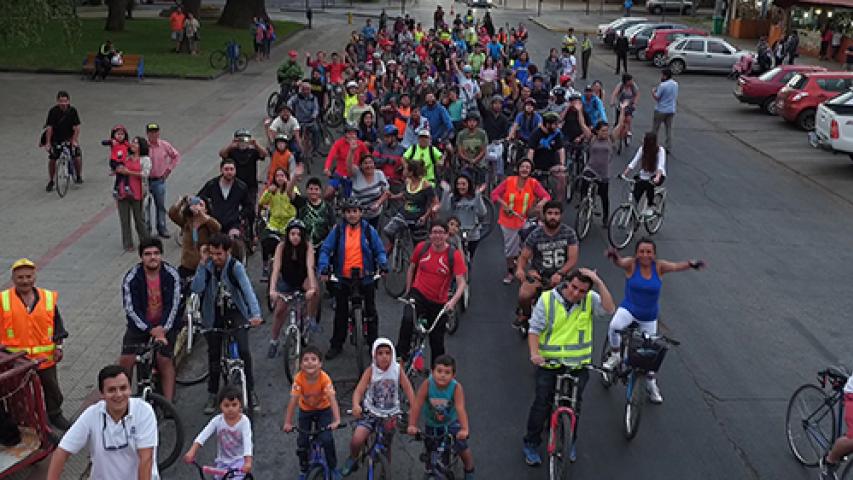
[0,0,81,49]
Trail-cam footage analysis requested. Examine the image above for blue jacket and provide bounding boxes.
[122,262,181,333]
[191,256,261,327]
[318,220,388,285]
[582,95,607,128]
[421,104,454,142]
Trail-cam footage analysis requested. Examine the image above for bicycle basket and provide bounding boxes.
[625,332,668,372]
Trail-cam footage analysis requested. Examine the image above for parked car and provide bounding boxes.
[647,0,694,15]
[598,17,647,39]
[467,0,493,8]
[602,18,650,47]
[734,65,827,115]
[810,89,853,160]
[645,28,708,67]
[665,36,751,75]
[626,22,688,59]
[777,72,853,130]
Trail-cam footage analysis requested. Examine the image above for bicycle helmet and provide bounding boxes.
[491,94,504,104]
[465,111,480,122]
[346,81,359,89]
[568,93,582,101]
[551,87,566,98]
[233,128,252,139]
[285,218,307,234]
[340,197,362,211]
[383,124,399,136]
[274,133,290,143]
[111,124,128,137]
[542,112,560,124]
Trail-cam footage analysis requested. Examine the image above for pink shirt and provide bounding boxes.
[148,139,181,179]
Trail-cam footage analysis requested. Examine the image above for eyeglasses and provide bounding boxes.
[102,413,130,451]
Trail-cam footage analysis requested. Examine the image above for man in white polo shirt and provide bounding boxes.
[47,365,159,480]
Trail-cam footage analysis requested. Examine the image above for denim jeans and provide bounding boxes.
[148,178,168,234]
[524,366,588,447]
[297,407,337,471]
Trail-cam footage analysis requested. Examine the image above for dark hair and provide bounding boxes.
[542,199,563,214]
[622,73,632,84]
[207,233,232,251]
[217,386,243,406]
[306,177,323,189]
[98,365,129,392]
[453,173,474,199]
[447,215,461,226]
[433,354,457,373]
[431,219,449,232]
[635,237,656,253]
[640,132,659,173]
[301,344,323,362]
[592,121,608,134]
[661,68,673,80]
[272,167,288,190]
[517,158,534,171]
[406,159,426,179]
[57,90,70,99]
[220,158,236,169]
[134,136,149,156]
[138,237,163,257]
[566,269,593,288]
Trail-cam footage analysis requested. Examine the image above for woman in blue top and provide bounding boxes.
[603,238,704,403]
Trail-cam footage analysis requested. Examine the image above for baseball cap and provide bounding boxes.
[11,258,35,271]
[417,128,431,137]
[146,122,160,131]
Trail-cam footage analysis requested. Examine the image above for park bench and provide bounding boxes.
[81,53,144,80]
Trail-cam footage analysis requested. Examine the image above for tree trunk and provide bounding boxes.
[125,0,134,19]
[218,0,267,28]
[105,0,128,31]
[182,0,202,17]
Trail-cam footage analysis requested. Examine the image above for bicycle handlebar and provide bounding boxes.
[288,422,348,435]
[542,362,609,376]
[396,297,450,334]
[328,273,383,283]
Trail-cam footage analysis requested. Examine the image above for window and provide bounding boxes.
[671,39,686,50]
[707,42,732,55]
[683,40,704,52]
[779,71,797,83]
[816,78,852,92]
[786,74,808,90]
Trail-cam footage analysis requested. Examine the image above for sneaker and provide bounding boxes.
[522,442,542,466]
[603,351,621,371]
[267,340,279,359]
[819,455,839,480]
[251,392,261,413]
[502,273,514,285]
[75,176,83,184]
[569,441,577,463]
[340,457,359,476]
[641,207,655,217]
[203,394,217,414]
[326,346,342,360]
[45,181,54,192]
[626,132,632,145]
[646,377,663,404]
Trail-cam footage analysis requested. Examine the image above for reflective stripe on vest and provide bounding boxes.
[505,177,531,216]
[0,291,9,313]
[539,290,593,365]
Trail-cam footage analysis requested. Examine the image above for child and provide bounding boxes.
[446,216,463,251]
[184,386,253,478]
[107,125,131,197]
[283,345,342,479]
[267,134,298,185]
[407,354,475,479]
[341,338,415,476]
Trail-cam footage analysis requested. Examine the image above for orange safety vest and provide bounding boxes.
[498,176,538,230]
[0,288,58,370]
[394,106,411,140]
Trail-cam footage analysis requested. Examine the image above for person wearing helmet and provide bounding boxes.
[277,50,304,98]
[403,129,443,184]
[544,86,569,117]
[456,112,488,184]
[324,124,369,200]
[268,218,318,358]
[374,125,405,183]
[526,111,566,199]
[266,134,299,185]
[219,130,269,225]
[343,81,360,123]
[268,104,303,164]
[317,197,387,360]
[508,97,542,144]
[259,165,298,278]
[105,124,131,198]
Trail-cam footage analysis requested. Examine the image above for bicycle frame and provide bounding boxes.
[546,371,580,457]
[279,291,307,338]
[397,298,449,376]
[133,340,163,401]
[360,414,398,470]
[806,371,845,452]
[200,323,252,409]
[291,423,346,479]
[418,429,460,479]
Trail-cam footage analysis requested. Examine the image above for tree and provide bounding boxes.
[218,0,267,28]
[105,0,128,31]
[0,0,80,48]
[182,0,202,17]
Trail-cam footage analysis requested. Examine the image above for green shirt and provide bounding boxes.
[448,100,464,122]
[469,52,486,74]
[455,127,488,166]
[403,145,442,184]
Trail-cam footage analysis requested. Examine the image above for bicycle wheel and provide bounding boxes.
[786,384,836,467]
[55,158,71,198]
[209,50,227,71]
[575,197,593,241]
[234,53,249,72]
[644,192,665,234]
[267,92,281,118]
[549,412,574,480]
[326,99,344,128]
[146,392,184,471]
[383,239,409,298]
[478,199,496,240]
[369,452,390,480]
[607,205,636,250]
[305,466,326,480]
[352,307,367,377]
[282,327,301,385]
[624,372,645,440]
[176,332,209,386]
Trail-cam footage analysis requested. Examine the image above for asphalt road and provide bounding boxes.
[159,9,853,480]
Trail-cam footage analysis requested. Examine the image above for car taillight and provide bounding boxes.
[831,119,839,139]
[791,92,808,102]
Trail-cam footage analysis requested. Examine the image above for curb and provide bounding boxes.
[527,15,597,34]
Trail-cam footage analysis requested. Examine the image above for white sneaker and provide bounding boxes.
[646,377,663,404]
[603,352,621,371]
[641,207,655,217]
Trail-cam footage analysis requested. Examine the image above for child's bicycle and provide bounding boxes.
[190,460,254,479]
[287,422,348,480]
[396,298,450,380]
[348,410,401,479]
[412,428,466,480]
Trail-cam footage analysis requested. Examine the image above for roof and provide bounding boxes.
[773,0,853,8]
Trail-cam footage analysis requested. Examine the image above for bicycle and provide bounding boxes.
[349,411,400,479]
[190,460,254,479]
[175,293,211,386]
[52,142,76,198]
[127,340,185,471]
[384,219,416,298]
[287,422,348,480]
[445,230,473,335]
[574,169,602,241]
[565,142,589,204]
[412,428,465,480]
[328,269,381,377]
[266,81,296,119]
[598,323,679,440]
[785,366,853,474]
[607,174,667,250]
[397,298,450,381]
[542,362,606,480]
[275,291,310,384]
[209,40,249,74]
[196,320,257,420]
[324,84,345,128]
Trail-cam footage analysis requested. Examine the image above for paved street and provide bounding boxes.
[1,2,851,479]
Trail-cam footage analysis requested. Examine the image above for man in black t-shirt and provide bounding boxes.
[43,91,83,191]
[218,129,267,212]
[561,94,591,165]
[527,112,566,200]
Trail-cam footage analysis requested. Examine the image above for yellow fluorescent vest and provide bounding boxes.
[539,290,593,367]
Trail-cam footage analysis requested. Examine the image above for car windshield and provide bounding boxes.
[828,90,853,105]
[758,67,781,82]
[786,74,808,89]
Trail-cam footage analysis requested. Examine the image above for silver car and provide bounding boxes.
[665,36,750,75]
[646,0,694,15]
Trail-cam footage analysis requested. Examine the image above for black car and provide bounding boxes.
[603,18,653,47]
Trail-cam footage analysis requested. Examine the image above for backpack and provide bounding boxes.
[412,241,455,280]
[328,221,384,274]
[405,145,439,167]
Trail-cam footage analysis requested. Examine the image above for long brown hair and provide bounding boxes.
[641,132,659,172]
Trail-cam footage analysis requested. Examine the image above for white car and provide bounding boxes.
[810,89,853,161]
[597,17,648,39]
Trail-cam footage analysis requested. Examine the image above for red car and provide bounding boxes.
[776,71,853,130]
[644,28,707,67]
[734,65,826,115]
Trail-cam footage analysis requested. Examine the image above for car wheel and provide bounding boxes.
[669,59,685,75]
[653,6,663,14]
[653,52,666,67]
[797,109,816,131]
[762,96,778,115]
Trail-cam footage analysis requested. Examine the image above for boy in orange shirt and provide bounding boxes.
[267,134,299,185]
[283,345,342,478]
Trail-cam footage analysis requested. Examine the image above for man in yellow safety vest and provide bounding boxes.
[0,258,70,430]
[522,268,615,467]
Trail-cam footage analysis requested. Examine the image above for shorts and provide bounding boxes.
[356,414,398,436]
[276,278,302,294]
[328,176,353,197]
[121,326,178,358]
[424,421,469,453]
[171,30,184,42]
[500,225,521,258]
[845,394,853,439]
[49,144,81,160]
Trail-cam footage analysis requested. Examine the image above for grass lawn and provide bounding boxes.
[0,18,302,77]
